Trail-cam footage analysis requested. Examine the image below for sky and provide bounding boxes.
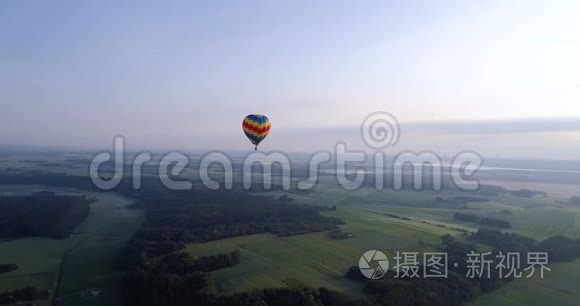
[1,0,579,159]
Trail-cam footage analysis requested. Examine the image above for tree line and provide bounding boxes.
[454,213,512,229]
[0,193,94,239]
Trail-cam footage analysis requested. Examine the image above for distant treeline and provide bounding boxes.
[436,196,489,205]
[478,185,547,198]
[0,172,546,201]
[0,192,95,239]
[454,213,512,229]
[385,214,412,221]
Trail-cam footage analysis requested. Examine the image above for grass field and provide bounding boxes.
[188,232,364,296]
[0,187,144,306]
[187,179,580,303]
[3,155,580,305]
[185,205,458,296]
[468,260,580,306]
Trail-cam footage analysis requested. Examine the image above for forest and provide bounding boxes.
[119,186,352,306]
[0,192,94,239]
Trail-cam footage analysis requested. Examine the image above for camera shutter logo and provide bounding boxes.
[359,250,389,279]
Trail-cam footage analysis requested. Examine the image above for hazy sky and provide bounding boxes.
[1,1,579,158]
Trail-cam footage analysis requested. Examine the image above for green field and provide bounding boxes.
[184,179,580,304]
[0,187,144,306]
[185,205,469,296]
[468,260,580,306]
[3,155,580,305]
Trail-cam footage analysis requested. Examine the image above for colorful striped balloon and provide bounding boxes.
[242,114,271,150]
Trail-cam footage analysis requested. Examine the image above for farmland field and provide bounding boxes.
[184,178,580,304]
[0,185,144,306]
[468,260,580,306]
[185,205,450,296]
[2,155,580,306]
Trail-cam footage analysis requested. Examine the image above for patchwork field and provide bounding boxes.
[3,154,580,306]
[184,200,580,304]
[0,186,144,306]
[184,179,580,304]
[185,205,471,296]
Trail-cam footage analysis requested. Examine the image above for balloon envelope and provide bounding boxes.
[242,114,271,149]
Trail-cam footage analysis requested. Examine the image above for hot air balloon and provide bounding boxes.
[242,114,271,150]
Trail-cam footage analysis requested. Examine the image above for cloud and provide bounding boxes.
[276,118,580,135]
[401,118,580,135]
[266,118,580,159]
